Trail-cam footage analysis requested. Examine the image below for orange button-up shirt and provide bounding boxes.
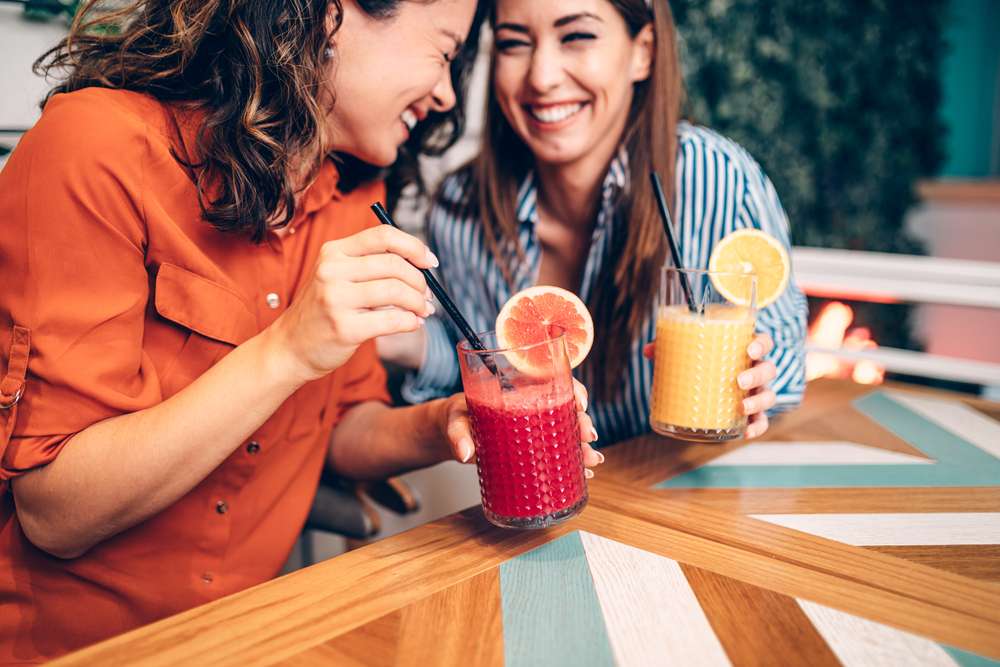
[0,88,390,663]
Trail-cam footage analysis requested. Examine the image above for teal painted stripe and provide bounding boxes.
[943,644,1000,666]
[655,390,1000,489]
[499,531,615,667]
[854,392,999,469]
[657,464,998,489]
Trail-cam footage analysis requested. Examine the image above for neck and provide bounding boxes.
[535,148,615,231]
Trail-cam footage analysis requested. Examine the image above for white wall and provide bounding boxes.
[0,5,67,159]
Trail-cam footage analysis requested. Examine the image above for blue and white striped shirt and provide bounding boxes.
[403,122,808,445]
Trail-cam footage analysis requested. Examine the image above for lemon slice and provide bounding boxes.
[708,229,790,308]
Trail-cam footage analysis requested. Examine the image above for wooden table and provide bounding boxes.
[55,379,1000,666]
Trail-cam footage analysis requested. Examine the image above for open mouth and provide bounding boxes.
[401,108,418,132]
[526,102,587,125]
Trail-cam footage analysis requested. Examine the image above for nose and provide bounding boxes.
[429,69,457,113]
[527,43,561,94]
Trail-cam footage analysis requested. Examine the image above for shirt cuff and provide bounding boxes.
[400,316,460,404]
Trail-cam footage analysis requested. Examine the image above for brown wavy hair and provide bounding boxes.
[34,0,486,242]
[473,0,682,399]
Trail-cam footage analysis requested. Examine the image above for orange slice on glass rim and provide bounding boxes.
[708,228,790,308]
[495,285,594,374]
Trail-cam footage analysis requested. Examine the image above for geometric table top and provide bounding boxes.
[54,379,1000,666]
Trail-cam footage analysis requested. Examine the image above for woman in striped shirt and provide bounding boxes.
[381,0,808,445]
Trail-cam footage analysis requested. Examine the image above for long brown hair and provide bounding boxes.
[473,0,683,399]
[34,0,486,242]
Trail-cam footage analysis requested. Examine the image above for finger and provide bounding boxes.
[737,360,777,390]
[743,389,777,416]
[643,342,655,360]
[350,279,434,317]
[572,379,589,412]
[747,333,775,360]
[335,226,438,269]
[347,254,430,296]
[581,442,604,467]
[578,412,598,444]
[745,410,770,439]
[444,402,475,463]
[351,309,425,341]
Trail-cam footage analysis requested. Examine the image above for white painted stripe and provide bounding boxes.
[579,531,731,667]
[888,391,1000,461]
[705,442,933,467]
[798,599,959,666]
[752,513,1000,546]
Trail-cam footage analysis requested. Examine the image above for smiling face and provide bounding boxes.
[325,0,478,166]
[492,0,653,171]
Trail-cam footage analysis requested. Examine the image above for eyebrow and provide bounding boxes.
[495,12,603,34]
[442,28,464,54]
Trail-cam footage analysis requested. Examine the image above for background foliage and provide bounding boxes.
[671,0,949,351]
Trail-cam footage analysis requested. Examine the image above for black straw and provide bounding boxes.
[371,203,489,351]
[650,172,698,314]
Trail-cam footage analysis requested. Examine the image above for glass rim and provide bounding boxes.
[456,329,569,357]
[661,266,758,282]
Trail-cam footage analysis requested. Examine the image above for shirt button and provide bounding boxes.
[215,500,228,515]
[202,572,214,584]
[266,292,281,309]
[246,441,260,455]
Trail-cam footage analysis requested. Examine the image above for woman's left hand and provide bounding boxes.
[438,379,604,477]
[738,333,778,439]
[643,332,778,439]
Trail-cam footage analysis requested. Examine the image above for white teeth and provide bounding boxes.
[529,102,584,124]
[401,109,418,131]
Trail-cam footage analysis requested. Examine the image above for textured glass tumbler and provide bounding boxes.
[458,332,587,529]
[649,268,757,442]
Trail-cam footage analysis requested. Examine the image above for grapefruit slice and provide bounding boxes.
[495,285,594,374]
[708,228,790,308]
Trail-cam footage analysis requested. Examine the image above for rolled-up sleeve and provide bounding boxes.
[0,94,155,479]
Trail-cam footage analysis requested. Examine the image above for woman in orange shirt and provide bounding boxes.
[0,0,601,661]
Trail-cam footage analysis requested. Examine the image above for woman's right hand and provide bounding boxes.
[269,225,437,383]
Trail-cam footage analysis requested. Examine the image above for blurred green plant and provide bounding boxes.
[672,0,948,352]
[673,0,946,253]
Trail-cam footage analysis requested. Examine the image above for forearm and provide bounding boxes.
[13,329,305,558]
[327,398,451,480]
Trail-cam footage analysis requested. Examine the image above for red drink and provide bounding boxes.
[458,332,588,529]
[468,388,586,525]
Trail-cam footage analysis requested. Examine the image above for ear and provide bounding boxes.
[629,23,655,83]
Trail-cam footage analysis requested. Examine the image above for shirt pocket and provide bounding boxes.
[153,262,258,393]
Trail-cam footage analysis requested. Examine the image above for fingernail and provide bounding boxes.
[426,301,436,316]
[738,373,751,389]
[748,342,762,358]
[596,451,605,464]
[459,438,473,463]
[584,468,594,479]
[427,251,440,268]
[417,317,426,327]
[425,287,433,300]
[589,428,599,442]
[743,398,753,414]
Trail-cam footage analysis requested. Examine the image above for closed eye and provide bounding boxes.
[496,38,532,52]
[562,31,596,44]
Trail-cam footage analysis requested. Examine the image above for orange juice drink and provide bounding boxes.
[650,304,755,440]
[649,268,757,442]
